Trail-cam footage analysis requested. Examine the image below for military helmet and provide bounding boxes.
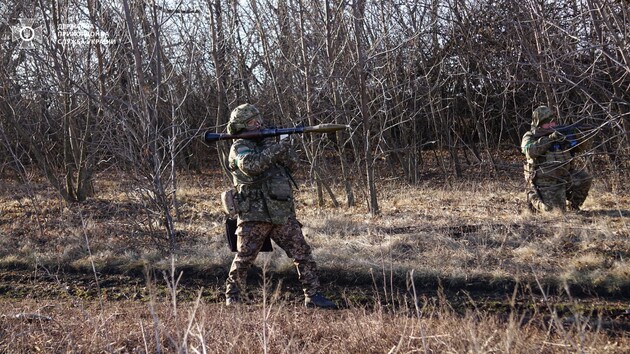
[227,103,261,134]
[532,106,554,127]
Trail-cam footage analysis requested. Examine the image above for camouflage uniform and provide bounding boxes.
[521,106,593,212]
[224,104,332,307]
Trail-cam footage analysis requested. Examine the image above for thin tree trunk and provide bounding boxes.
[353,0,379,215]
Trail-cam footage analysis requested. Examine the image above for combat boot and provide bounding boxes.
[526,191,536,213]
[569,205,583,214]
[567,200,581,212]
[305,293,337,309]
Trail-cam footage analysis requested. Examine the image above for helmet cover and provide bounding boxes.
[227,104,261,134]
[532,106,554,127]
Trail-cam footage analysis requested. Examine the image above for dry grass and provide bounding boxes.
[1,286,629,353]
[1,166,630,352]
[298,178,630,294]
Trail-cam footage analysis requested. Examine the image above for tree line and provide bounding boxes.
[1,0,628,245]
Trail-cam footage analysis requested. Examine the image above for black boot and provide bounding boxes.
[568,202,581,212]
[526,191,536,213]
[305,293,338,309]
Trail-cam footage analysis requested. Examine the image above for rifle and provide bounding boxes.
[532,123,604,153]
[531,123,598,139]
[204,123,350,143]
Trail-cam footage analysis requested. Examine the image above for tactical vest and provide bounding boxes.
[523,129,577,181]
[228,138,295,225]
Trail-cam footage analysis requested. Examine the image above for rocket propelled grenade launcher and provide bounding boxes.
[204,123,350,143]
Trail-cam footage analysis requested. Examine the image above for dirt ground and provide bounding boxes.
[1,154,630,344]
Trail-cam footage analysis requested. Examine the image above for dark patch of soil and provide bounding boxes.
[1,265,629,336]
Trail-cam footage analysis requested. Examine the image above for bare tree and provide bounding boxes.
[3,0,629,220]
[353,0,379,215]
[0,0,113,202]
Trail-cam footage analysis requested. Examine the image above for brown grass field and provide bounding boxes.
[1,153,629,353]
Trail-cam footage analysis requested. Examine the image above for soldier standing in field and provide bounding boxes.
[223,103,337,309]
[521,105,593,213]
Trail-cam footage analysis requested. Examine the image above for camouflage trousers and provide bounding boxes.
[527,168,592,212]
[225,217,321,299]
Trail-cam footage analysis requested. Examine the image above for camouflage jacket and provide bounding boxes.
[521,127,588,181]
[228,137,298,225]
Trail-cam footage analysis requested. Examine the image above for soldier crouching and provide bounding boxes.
[521,105,593,213]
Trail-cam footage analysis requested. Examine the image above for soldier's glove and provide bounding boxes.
[262,138,291,163]
[549,131,566,142]
[278,135,292,149]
